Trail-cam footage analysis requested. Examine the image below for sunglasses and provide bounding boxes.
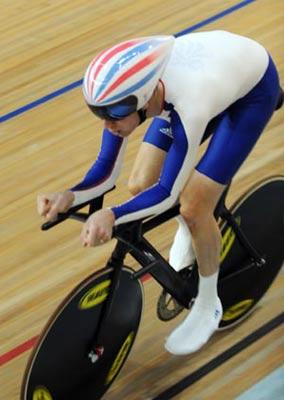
[87,95,138,121]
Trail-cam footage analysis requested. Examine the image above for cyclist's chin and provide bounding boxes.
[116,130,133,138]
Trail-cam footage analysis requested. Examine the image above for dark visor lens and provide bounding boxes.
[87,95,138,121]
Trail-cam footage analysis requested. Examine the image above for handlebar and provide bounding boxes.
[41,187,115,231]
[40,185,181,242]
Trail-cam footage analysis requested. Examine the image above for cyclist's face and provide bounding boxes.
[104,112,140,137]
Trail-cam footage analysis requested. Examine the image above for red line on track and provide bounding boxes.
[0,336,38,367]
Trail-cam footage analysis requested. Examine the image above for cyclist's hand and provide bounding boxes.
[37,191,75,221]
[81,208,115,247]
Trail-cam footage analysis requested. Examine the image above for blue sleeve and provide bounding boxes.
[143,117,173,151]
[71,129,123,191]
[112,110,189,223]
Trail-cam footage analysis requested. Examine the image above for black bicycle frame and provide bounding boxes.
[42,183,265,303]
[41,183,265,358]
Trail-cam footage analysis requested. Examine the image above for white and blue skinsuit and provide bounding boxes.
[71,31,280,225]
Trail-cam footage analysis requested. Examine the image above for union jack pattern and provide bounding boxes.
[83,36,175,109]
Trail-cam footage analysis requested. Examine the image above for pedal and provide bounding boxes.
[156,266,193,321]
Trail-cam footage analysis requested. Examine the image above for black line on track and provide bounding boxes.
[153,312,284,399]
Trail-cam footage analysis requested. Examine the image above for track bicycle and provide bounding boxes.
[22,89,284,399]
[21,173,284,400]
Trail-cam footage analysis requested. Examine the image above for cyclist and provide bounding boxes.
[37,31,282,355]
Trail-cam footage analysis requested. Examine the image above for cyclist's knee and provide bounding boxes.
[179,184,219,232]
[180,203,219,240]
[179,200,206,232]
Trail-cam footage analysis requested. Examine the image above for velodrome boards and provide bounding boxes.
[0,0,283,399]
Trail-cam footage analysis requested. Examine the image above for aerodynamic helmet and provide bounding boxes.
[82,35,174,121]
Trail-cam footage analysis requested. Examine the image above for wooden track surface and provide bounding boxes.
[0,0,283,399]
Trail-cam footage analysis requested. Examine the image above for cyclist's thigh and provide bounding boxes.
[196,56,280,185]
[129,118,173,188]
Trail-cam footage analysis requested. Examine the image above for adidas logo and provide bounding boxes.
[160,127,173,138]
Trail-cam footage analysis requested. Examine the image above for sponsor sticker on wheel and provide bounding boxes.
[79,280,111,309]
[222,299,254,321]
[33,386,53,400]
[105,332,135,385]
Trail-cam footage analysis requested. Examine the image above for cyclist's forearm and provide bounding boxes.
[111,182,177,225]
[70,130,127,206]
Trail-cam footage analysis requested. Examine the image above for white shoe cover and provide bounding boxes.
[169,217,195,272]
[165,297,223,355]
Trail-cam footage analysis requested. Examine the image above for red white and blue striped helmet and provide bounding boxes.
[83,35,174,120]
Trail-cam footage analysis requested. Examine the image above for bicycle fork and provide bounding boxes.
[87,241,128,364]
